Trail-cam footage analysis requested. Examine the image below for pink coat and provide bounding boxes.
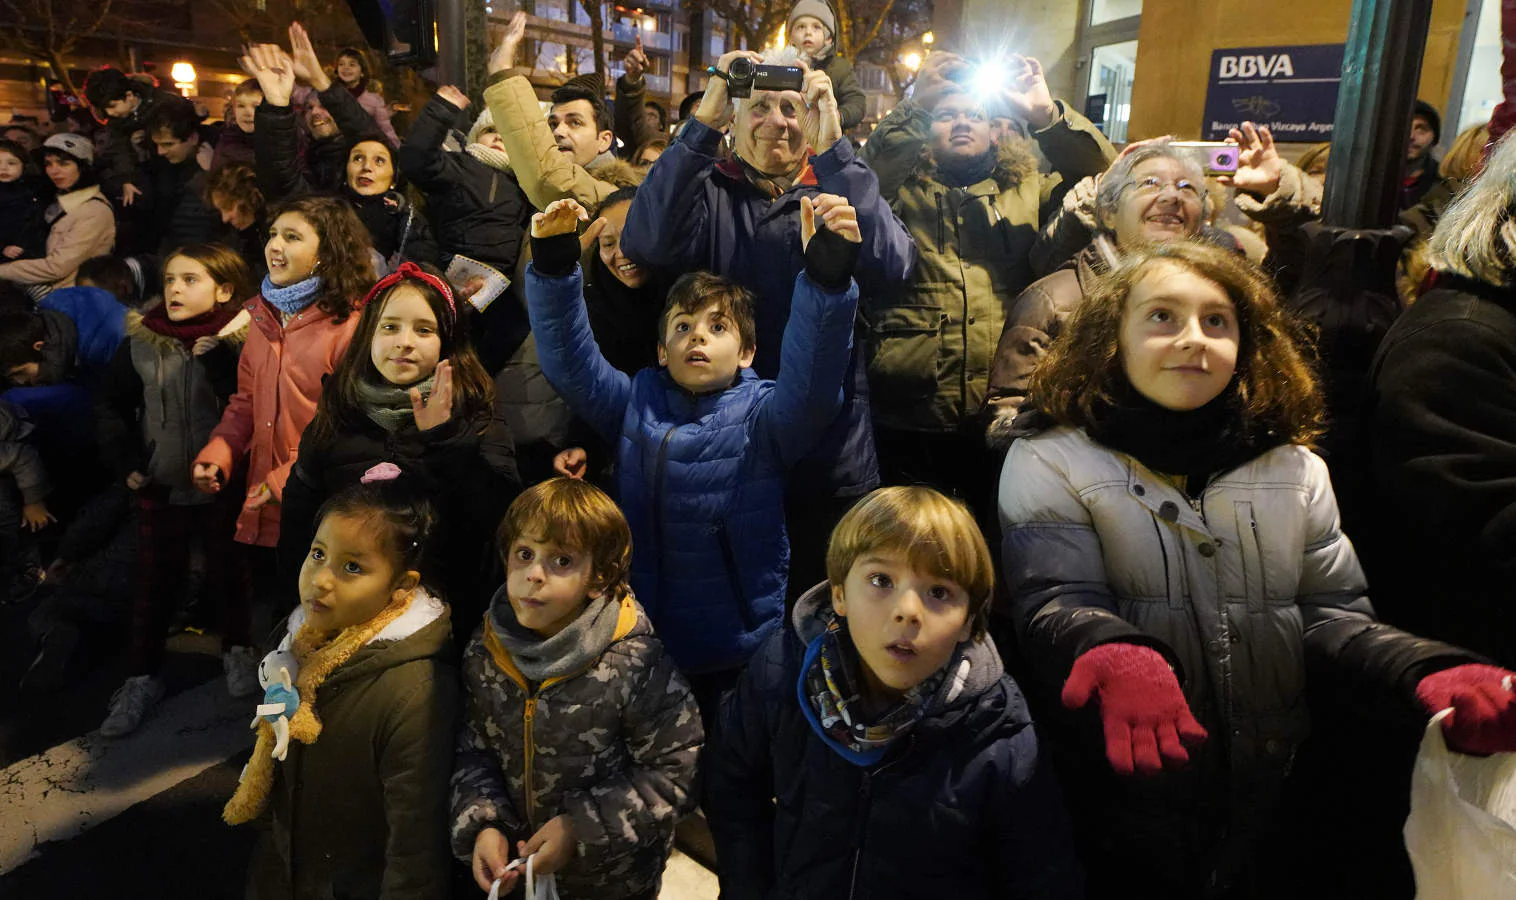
[195,296,359,547]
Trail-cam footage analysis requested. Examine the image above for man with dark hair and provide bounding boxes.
[82,68,182,253]
[482,12,640,211]
[1403,99,1442,209]
[141,98,223,252]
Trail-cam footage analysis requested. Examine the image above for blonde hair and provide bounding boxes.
[826,486,994,637]
[496,478,633,602]
[1441,122,1490,182]
[1428,131,1516,286]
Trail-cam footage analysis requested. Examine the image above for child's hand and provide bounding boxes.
[192,335,221,356]
[3,245,23,259]
[192,461,224,494]
[411,360,454,431]
[21,501,54,532]
[517,814,576,877]
[553,447,587,479]
[437,84,470,111]
[801,194,861,248]
[472,827,517,893]
[531,199,590,239]
[244,482,275,512]
[126,471,149,491]
[802,66,842,148]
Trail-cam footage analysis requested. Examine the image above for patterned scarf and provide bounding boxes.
[353,372,435,433]
[140,301,240,350]
[804,613,945,760]
[260,274,323,316]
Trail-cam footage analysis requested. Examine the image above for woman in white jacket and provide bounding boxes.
[998,240,1516,899]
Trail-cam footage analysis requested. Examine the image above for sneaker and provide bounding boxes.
[224,646,261,698]
[100,675,165,738]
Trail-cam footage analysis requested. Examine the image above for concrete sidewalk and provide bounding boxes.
[660,849,718,899]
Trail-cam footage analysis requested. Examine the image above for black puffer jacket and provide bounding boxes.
[706,584,1084,900]
[142,153,226,254]
[397,93,532,273]
[277,393,521,627]
[345,187,439,268]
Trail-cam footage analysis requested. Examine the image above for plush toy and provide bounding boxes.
[251,648,301,761]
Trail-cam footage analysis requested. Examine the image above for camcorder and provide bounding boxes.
[1169,142,1242,175]
[709,58,805,99]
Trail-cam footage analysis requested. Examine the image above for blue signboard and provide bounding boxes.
[1201,43,1345,141]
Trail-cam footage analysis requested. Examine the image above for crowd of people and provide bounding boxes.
[4,3,1516,897]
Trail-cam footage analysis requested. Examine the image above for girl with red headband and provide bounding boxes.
[279,262,521,631]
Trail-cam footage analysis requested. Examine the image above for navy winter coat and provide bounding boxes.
[620,119,916,497]
[706,585,1084,899]
[525,262,858,674]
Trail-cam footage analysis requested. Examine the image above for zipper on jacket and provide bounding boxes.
[847,772,873,900]
[650,424,678,612]
[523,697,538,829]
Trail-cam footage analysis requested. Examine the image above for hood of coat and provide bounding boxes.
[911,131,1039,192]
[586,154,646,191]
[790,581,1005,723]
[282,588,453,688]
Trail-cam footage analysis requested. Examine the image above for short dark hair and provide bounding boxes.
[0,311,48,375]
[0,138,26,167]
[145,97,201,142]
[550,85,612,133]
[84,68,140,109]
[659,271,757,352]
[76,256,138,304]
[644,99,668,130]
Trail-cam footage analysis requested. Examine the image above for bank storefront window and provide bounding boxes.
[1451,0,1500,145]
[1091,0,1142,26]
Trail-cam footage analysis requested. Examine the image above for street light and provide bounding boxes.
[171,61,196,97]
[923,31,934,45]
[901,51,922,72]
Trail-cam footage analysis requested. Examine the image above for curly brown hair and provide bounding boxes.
[204,163,263,219]
[267,195,375,322]
[1027,241,1325,446]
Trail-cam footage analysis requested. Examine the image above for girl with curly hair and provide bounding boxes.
[997,240,1516,898]
[193,195,374,560]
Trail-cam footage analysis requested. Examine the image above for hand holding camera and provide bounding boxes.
[696,50,765,127]
[910,52,969,113]
[1000,54,1058,131]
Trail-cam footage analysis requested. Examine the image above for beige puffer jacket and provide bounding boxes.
[0,185,116,291]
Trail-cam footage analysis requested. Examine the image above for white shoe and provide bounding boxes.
[100,675,165,738]
[224,646,261,699]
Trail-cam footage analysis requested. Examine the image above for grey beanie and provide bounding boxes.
[788,0,836,38]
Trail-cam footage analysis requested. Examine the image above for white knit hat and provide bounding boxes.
[41,133,93,166]
[466,107,495,146]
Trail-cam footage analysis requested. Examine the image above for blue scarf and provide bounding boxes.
[260,274,323,316]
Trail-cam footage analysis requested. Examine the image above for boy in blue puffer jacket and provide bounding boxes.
[705,486,1084,899]
[525,193,860,725]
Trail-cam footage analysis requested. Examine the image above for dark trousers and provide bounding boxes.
[129,486,247,674]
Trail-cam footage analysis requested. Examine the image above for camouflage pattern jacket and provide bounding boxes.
[449,594,703,898]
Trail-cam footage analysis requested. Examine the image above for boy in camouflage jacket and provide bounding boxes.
[450,478,702,899]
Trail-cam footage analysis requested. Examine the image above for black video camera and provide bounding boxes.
[710,58,805,99]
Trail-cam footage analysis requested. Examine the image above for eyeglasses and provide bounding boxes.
[1130,176,1202,200]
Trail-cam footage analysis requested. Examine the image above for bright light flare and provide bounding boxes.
[171,62,196,84]
[901,51,922,72]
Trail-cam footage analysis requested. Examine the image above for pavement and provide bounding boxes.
[0,599,718,899]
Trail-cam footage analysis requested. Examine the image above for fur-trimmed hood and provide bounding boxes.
[587,153,646,190]
[909,134,1040,192]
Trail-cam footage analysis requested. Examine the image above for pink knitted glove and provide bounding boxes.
[1063,643,1208,776]
[1416,664,1516,755]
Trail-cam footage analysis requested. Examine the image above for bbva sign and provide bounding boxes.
[1218,54,1296,79]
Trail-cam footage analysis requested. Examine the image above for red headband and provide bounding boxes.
[359,262,457,320]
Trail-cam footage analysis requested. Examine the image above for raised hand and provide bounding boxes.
[488,11,528,76]
[411,360,454,431]
[802,67,842,147]
[1062,642,1208,776]
[531,198,590,238]
[240,43,296,107]
[437,84,470,111]
[696,50,763,127]
[624,33,648,82]
[553,447,588,479]
[1001,55,1058,130]
[910,51,969,113]
[288,23,332,92]
[1222,121,1285,197]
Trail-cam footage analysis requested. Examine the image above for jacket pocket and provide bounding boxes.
[863,303,943,400]
[715,521,760,633]
[1235,500,1267,613]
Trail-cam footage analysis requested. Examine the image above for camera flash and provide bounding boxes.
[973,64,1006,98]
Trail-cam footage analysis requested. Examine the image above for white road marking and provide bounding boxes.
[0,679,251,875]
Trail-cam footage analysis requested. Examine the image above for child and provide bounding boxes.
[95,244,254,736]
[787,0,866,132]
[998,240,1516,896]
[0,138,40,261]
[525,193,860,725]
[192,195,372,569]
[280,262,520,633]
[451,477,701,899]
[334,46,400,146]
[211,78,263,171]
[705,485,1084,897]
[224,466,459,898]
[397,85,532,277]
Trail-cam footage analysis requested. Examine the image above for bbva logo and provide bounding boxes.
[1218,54,1295,79]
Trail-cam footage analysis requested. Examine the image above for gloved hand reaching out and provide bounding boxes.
[1416,663,1516,755]
[1062,642,1208,776]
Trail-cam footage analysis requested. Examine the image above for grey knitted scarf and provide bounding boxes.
[353,373,435,433]
[488,586,621,683]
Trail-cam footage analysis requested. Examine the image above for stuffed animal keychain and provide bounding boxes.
[251,648,301,761]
